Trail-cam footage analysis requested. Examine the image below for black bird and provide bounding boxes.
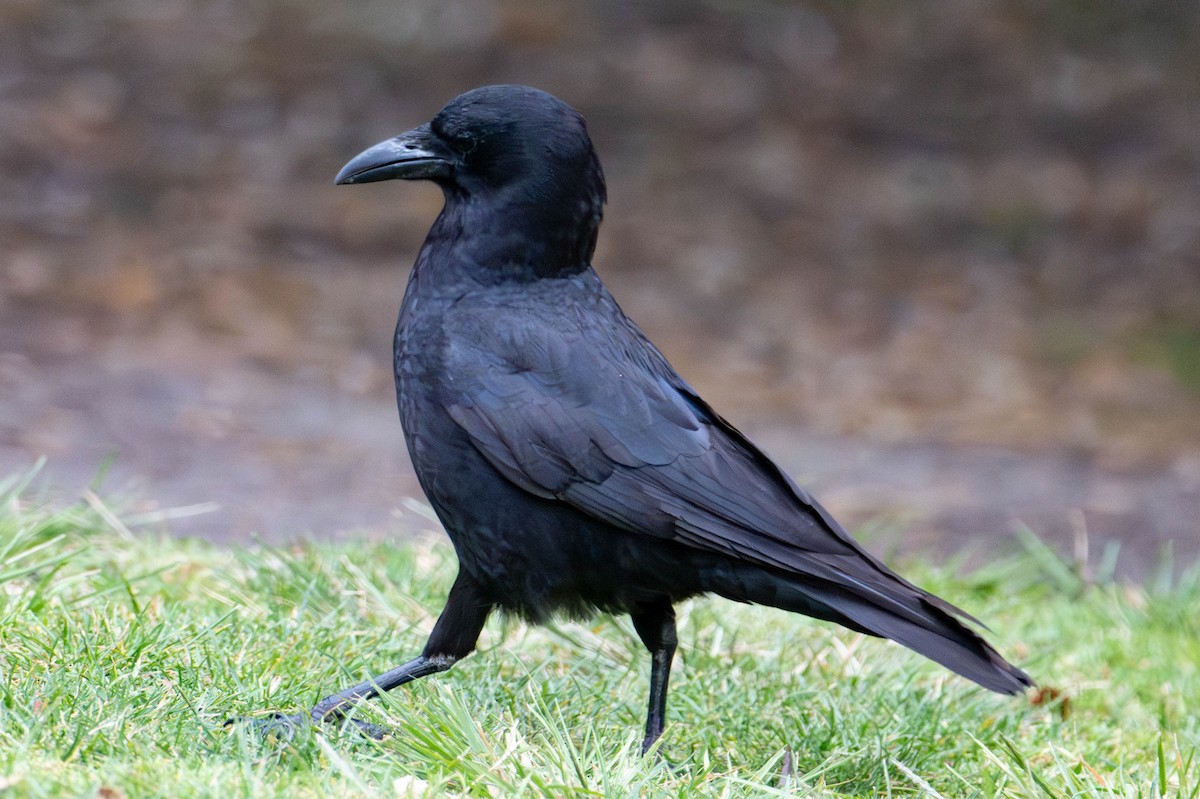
[288,85,1031,752]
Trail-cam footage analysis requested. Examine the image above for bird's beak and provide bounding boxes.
[334,124,452,185]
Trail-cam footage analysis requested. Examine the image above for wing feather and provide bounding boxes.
[445,306,880,573]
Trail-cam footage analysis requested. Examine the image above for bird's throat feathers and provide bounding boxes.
[425,185,604,284]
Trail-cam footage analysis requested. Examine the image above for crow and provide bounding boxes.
[264,84,1031,752]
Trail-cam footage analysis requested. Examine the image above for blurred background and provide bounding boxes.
[1,0,1198,576]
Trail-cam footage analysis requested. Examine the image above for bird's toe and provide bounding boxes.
[226,711,312,741]
[227,710,390,741]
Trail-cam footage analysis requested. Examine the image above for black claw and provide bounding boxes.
[780,747,795,785]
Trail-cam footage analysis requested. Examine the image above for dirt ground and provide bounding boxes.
[2,1,1198,577]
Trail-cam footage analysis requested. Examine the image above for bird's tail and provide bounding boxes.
[714,566,1033,694]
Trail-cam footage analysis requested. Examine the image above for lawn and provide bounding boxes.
[1,469,1196,798]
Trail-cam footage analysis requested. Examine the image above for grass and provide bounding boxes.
[1,469,1197,797]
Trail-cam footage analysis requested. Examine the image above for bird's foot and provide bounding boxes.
[227,710,390,741]
[226,711,312,741]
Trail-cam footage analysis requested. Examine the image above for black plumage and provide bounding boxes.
[278,84,1031,752]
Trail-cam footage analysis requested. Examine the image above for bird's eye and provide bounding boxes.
[444,129,477,154]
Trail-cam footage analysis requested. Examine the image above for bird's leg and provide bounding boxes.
[304,654,454,738]
[242,571,492,740]
[630,599,677,754]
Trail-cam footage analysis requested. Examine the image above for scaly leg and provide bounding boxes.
[630,599,677,754]
[240,570,493,739]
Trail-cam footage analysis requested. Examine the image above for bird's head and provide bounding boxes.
[337,85,607,277]
[336,85,606,240]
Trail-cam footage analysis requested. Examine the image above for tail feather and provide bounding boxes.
[715,568,1033,694]
[805,583,1032,694]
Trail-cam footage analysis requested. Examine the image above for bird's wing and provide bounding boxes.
[442,297,939,611]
